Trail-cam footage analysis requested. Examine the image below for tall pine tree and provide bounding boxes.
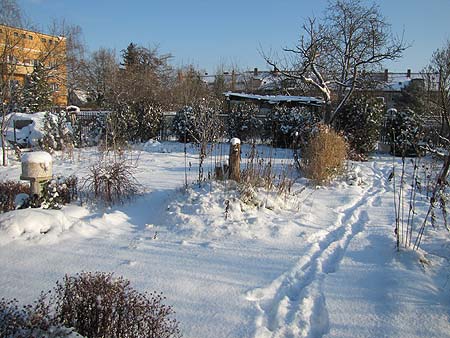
[22,62,53,112]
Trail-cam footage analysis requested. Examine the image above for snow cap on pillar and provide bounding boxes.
[230,137,241,145]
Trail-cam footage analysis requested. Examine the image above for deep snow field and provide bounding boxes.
[0,142,449,338]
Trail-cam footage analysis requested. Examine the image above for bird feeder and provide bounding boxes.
[20,151,52,196]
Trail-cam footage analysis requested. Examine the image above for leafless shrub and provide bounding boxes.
[0,180,30,213]
[82,160,140,205]
[54,272,181,338]
[301,124,348,184]
[0,272,181,338]
[0,294,77,337]
[239,144,295,204]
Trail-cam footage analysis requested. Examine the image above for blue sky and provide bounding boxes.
[19,0,450,74]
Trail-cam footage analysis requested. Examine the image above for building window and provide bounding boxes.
[24,59,32,66]
[28,35,33,40]
[49,39,53,44]
[14,32,19,37]
[0,29,3,34]
[41,37,46,43]
[21,33,26,38]
[51,83,60,92]
[33,59,40,67]
[7,55,18,64]
[48,60,58,68]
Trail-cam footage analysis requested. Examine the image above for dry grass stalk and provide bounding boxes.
[301,124,348,184]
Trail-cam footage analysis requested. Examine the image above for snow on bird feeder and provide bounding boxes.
[20,151,52,196]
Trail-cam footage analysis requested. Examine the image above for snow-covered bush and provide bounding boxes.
[335,95,383,160]
[40,111,74,153]
[0,272,181,338]
[73,113,107,147]
[301,124,348,183]
[265,106,319,147]
[227,103,263,141]
[40,176,78,209]
[18,175,78,210]
[107,103,163,145]
[83,160,140,205]
[387,109,424,156]
[0,180,30,213]
[172,106,196,142]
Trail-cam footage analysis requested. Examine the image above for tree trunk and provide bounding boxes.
[1,132,6,166]
[229,138,241,182]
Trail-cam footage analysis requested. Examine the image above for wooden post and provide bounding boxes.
[229,138,241,182]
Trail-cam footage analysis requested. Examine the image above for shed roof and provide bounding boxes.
[224,92,324,106]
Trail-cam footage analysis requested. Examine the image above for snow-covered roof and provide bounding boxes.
[224,92,324,106]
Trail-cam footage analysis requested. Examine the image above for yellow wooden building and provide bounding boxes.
[0,24,67,107]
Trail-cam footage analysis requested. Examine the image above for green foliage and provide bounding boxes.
[172,106,196,142]
[73,113,108,147]
[387,109,424,156]
[40,111,74,153]
[18,175,78,210]
[106,103,162,145]
[21,62,53,113]
[227,103,263,141]
[266,106,320,148]
[393,80,427,115]
[336,95,384,159]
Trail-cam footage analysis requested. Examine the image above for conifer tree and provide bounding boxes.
[22,62,53,112]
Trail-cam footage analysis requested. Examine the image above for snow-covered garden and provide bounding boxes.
[0,127,449,337]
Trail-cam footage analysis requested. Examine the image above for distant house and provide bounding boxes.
[0,24,68,107]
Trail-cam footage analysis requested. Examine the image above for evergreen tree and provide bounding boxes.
[227,103,262,141]
[121,42,140,68]
[40,111,74,153]
[266,106,319,148]
[172,106,196,142]
[22,62,53,112]
[335,94,384,159]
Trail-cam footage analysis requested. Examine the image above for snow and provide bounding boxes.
[224,92,325,106]
[21,151,52,164]
[66,105,80,113]
[0,143,449,338]
[230,137,241,145]
[4,112,47,146]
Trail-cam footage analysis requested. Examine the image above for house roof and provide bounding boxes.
[224,92,324,106]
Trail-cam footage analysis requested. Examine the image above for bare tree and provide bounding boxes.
[0,0,23,27]
[264,0,407,124]
[172,65,210,108]
[423,40,450,138]
[185,98,224,183]
[84,48,118,107]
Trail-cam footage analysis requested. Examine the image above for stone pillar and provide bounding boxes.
[229,138,241,182]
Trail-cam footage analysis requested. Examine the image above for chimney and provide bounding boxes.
[407,69,411,78]
[253,67,258,76]
[384,69,389,82]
